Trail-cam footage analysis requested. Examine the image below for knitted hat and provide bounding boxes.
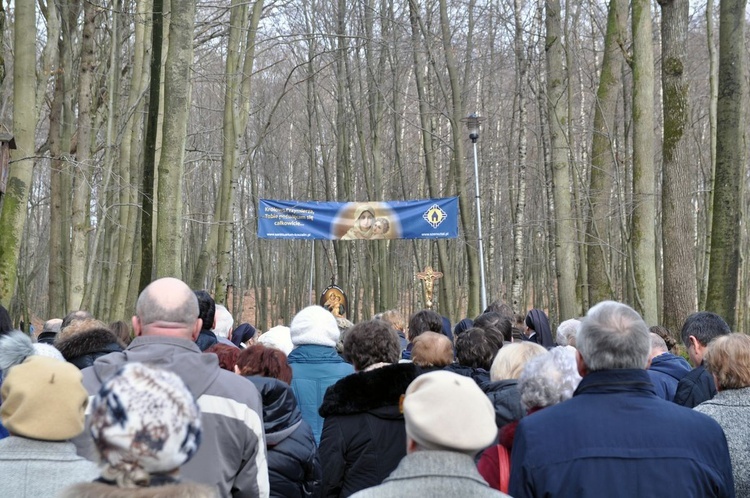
[258,326,294,355]
[289,306,339,347]
[1,355,88,440]
[403,370,496,455]
[90,362,201,486]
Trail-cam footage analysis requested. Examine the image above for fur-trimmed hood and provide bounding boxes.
[55,327,124,369]
[319,362,420,418]
[60,481,218,498]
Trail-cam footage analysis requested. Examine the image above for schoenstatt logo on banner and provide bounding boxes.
[257,198,458,240]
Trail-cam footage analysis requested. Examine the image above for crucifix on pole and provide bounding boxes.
[416,266,443,310]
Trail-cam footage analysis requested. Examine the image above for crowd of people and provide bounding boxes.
[0,279,747,497]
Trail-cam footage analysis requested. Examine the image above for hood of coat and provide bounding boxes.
[55,327,124,364]
[319,362,420,418]
[649,352,691,381]
[243,375,302,440]
[90,336,220,399]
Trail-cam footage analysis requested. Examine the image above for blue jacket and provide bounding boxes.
[509,369,734,498]
[647,352,691,401]
[288,344,354,443]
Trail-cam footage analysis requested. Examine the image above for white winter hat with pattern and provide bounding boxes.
[290,305,340,347]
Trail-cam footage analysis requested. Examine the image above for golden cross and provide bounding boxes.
[416,266,443,309]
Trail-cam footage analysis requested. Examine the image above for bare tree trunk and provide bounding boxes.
[706,0,746,328]
[154,0,195,278]
[546,0,577,319]
[69,0,97,310]
[699,0,718,310]
[631,0,657,323]
[113,0,151,320]
[510,0,530,314]
[659,0,695,333]
[139,0,164,289]
[586,0,627,306]
[0,0,36,308]
[438,0,480,318]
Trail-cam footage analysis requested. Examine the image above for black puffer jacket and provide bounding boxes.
[484,378,524,429]
[244,376,321,498]
[317,362,421,498]
[55,328,124,370]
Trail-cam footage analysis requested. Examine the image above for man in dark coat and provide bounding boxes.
[509,301,735,498]
[674,311,731,407]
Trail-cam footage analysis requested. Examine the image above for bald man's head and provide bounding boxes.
[134,278,201,339]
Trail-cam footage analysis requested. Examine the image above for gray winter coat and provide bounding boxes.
[73,335,269,498]
[0,437,99,497]
[695,387,750,497]
[349,450,509,498]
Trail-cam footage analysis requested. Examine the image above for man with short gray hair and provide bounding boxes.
[75,277,269,497]
[509,301,734,498]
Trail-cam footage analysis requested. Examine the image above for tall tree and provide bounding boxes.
[586,0,627,306]
[631,0,657,323]
[439,0,481,318]
[0,0,36,307]
[706,0,746,328]
[155,0,197,278]
[69,0,98,310]
[139,0,164,290]
[545,0,577,319]
[659,0,695,333]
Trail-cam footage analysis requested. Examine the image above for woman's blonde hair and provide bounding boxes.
[704,333,750,390]
[490,342,547,381]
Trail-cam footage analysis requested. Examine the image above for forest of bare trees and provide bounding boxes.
[0,0,748,337]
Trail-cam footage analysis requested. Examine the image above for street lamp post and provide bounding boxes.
[463,113,487,311]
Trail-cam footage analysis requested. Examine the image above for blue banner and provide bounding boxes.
[258,198,458,240]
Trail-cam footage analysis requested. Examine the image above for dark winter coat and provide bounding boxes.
[647,352,691,401]
[443,363,490,390]
[195,329,218,352]
[318,362,421,498]
[509,369,735,498]
[483,379,524,429]
[244,376,321,498]
[674,363,717,408]
[55,328,124,370]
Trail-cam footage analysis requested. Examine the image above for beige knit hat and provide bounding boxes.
[0,355,88,440]
[403,370,496,455]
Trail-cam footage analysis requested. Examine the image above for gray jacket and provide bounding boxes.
[695,387,750,497]
[74,335,270,498]
[0,437,99,497]
[350,450,510,498]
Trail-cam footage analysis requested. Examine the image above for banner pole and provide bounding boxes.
[309,241,315,306]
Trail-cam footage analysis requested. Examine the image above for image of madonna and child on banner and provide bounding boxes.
[257,197,458,240]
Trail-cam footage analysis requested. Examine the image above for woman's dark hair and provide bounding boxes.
[236,344,293,384]
[344,319,401,370]
[408,309,443,341]
[194,290,215,330]
[205,344,241,372]
[474,312,512,342]
[455,327,501,371]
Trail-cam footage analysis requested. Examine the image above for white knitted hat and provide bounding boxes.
[404,370,496,455]
[258,326,294,355]
[289,306,340,347]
